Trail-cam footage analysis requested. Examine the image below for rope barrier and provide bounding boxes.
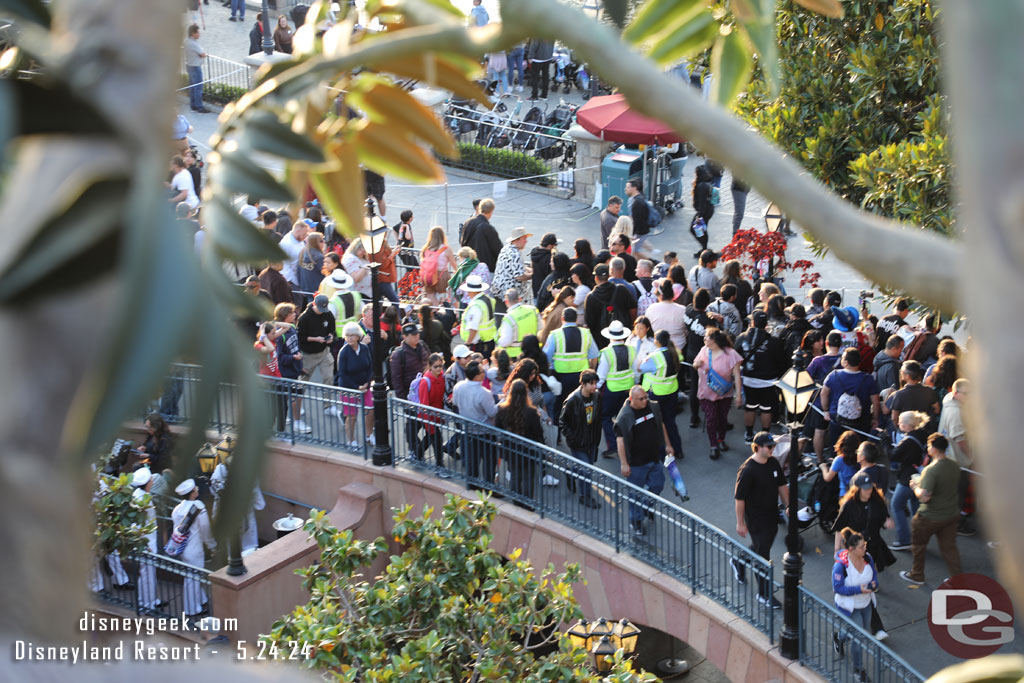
[176,67,249,92]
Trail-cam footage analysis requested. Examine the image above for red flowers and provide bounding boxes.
[719,229,821,288]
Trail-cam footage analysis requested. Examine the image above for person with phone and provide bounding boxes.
[832,528,879,683]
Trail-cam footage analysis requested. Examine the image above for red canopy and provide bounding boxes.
[576,94,683,145]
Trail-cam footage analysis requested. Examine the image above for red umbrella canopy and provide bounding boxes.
[576,94,683,145]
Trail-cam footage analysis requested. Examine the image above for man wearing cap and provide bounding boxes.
[171,479,216,619]
[736,309,786,443]
[278,219,311,288]
[559,370,603,509]
[597,320,637,457]
[544,307,599,421]
[497,289,541,360]
[389,323,430,401]
[584,264,635,349]
[491,227,534,309]
[732,432,787,608]
[614,385,673,536]
[297,294,336,386]
[444,344,473,412]
[529,232,559,297]
[810,290,843,333]
[459,275,497,357]
[461,198,502,272]
[131,468,164,611]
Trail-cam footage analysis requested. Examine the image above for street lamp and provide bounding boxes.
[261,0,273,56]
[565,617,641,673]
[775,349,817,659]
[364,198,393,467]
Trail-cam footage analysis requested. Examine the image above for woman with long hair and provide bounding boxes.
[297,231,326,295]
[572,238,595,273]
[519,334,556,418]
[420,226,453,305]
[721,259,752,322]
[495,378,545,506]
[831,527,879,683]
[638,330,683,457]
[341,238,372,297]
[255,320,289,432]
[607,216,633,251]
[418,304,449,358]
[821,430,862,493]
[536,252,572,313]
[800,329,824,358]
[924,354,959,401]
[627,315,657,364]
[690,163,714,255]
[539,285,576,344]
[505,358,544,407]
[138,413,173,472]
[765,293,788,338]
[833,473,895,566]
[569,263,594,315]
[692,328,743,459]
[487,348,512,401]
[669,264,693,306]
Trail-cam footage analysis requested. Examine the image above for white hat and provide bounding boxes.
[175,478,197,497]
[132,467,152,488]
[506,227,532,243]
[601,320,630,340]
[459,274,490,293]
[328,269,353,290]
[453,344,471,359]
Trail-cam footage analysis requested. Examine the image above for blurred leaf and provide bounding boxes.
[353,120,444,183]
[603,0,628,28]
[0,79,12,149]
[373,54,488,105]
[201,256,271,321]
[736,0,779,96]
[253,55,310,87]
[205,195,288,263]
[793,0,843,18]
[210,149,295,202]
[73,173,200,455]
[0,178,126,304]
[13,79,114,136]
[647,11,717,65]
[710,28,753,107]
[311,141,365,237]
[624,0,703,44]
[0,0,50,27]
[348,76,457,157]
[238,111,326,164]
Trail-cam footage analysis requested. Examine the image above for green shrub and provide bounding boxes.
[442,143,556,186]
[179,74,248,105]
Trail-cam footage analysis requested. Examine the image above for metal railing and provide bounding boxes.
[181,54,251,102]
[93,551,212,623]
[800,587,923,683]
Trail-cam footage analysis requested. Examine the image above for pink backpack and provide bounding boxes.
[421,249,442,287]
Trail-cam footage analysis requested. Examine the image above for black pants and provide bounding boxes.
[686,365,700,424]
[466,432,497,491]
[554,371,581,428]
[747,519,779,599]
[273,381,289,432]
[416,428,444,467]
[511,449,537,503]
[530,61,550,98]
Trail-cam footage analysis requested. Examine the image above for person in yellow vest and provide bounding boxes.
[597,320,637,457]
[543,307,599,423]
[639,330,684,458]
[459,274,497,356]
[327,269,361,338]
[497,288,540,360]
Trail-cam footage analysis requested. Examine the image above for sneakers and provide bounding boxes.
[744,431,755,444]
[710,447,721,460]
[542,474,559,486]
[348,440,360,449]
[889,541,911,551]
[292,419,312,434]
[854,667,869,683]
[437,471,452,479]
[718,440,730,452]
[689,420,701,429]
[874,629,888,641]
[832,631,844,657]
[632,520,645,537]
[366,433,376,445]
[515,84,523,92]
[757,594,782,609]
[957,519,977,536]
[601,447,618,458]
[899,570,925,585]
[324,405,342,417]
[730,558,746,585]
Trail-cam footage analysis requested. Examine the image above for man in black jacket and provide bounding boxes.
[460,198,502,272]
[736,311,786,442]
[248,13,264,54]
[296,294,336,386]
[559,370,602,509]
[529,233,559,300]
[625,179,651,253]
[584,264,635,349]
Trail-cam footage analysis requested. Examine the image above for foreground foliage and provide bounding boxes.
[264,495,658,682]
[93,473,155,559]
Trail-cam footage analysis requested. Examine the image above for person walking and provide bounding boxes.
[692,327,743,459]
[560,370,603,509]
[900,433,963,585]
[131,468,163,611]
[832,528,879,683]
[274,303,310,434]
[614,385,674,537]
[452,361,499,492]
[732,432,787,608]
[596,320,636,458]
[336,322,373,449]
[296,294,335,386]
[638,330,684,459]
[414,353,447,467]
[889,411,930,551]
[528,39,554,100]
[496,378,545,507]
[171,479,215,620]
[543,307,599,423]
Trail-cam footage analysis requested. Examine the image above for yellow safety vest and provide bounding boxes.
[601,343,636,392]
[462,294,496,343]
[500,304,539,358]
[331,291,363,336]
[552,326,592,373]
[641,347,679,395]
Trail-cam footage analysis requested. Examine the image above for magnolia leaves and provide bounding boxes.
[625,0,844,107]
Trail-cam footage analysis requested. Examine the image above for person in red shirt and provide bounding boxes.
[417,352,447,467]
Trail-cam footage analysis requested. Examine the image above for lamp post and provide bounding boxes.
[364,198,393,467]
[261,0,273,56]
[566,617,641,673]
[775,350,817,659]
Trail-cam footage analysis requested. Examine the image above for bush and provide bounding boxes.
[179,74,248,105]
[442,143,556,186]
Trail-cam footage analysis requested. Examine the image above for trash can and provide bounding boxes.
[600,148,642,215]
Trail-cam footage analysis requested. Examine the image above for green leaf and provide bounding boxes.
[0,178,126,305]
[211,149,295,202]
[603,0,628,28]
[647,11,718,65]
[710,29,753,107]
[0,0,50,27]
[736,0,779,97]
[624,0,704,44]
[237,111,326,164]
[0,79,13,151]
[205,196,287,263]
[13,79,114,136]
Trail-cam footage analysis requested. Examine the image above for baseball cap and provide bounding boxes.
[751,310,768,328]
[594,264,610,279]
[453,344,471,359]
[752,432,775,448]
[852,472,874,490]
[402,323,420,336]
[313,294,330,309]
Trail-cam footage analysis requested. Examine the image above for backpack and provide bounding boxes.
[421,248,441,287]
[902,330,930,363]
[634,279,656,316]
[710,185,721,206]
[646,199,663,228]
[835,374,866,422]
[406,372,432,403]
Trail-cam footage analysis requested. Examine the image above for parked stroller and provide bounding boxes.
[533,100,576,161]
[510,102,546,152]
[772,434,839,535]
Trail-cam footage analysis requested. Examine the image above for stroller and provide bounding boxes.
[533,100,576,160]
[511,103,546,152]
[773,434,839,535]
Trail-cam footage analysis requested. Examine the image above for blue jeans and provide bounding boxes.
[187,66,204,109]
[627,461,665,523]
[508,48,525,87]
[230,0,245,18]
[601,387,628,451]
[378,282,399,304]
[891,483,919,546]
[487,68,509,95]
[840,605,873,670]
[570,447,597,503]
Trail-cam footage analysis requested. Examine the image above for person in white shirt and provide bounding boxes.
[239,195,260,222]
[278,219,311,287]
[644,279,688,350]
[168,156,199,210]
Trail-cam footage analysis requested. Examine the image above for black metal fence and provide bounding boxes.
[92,551,211,623]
